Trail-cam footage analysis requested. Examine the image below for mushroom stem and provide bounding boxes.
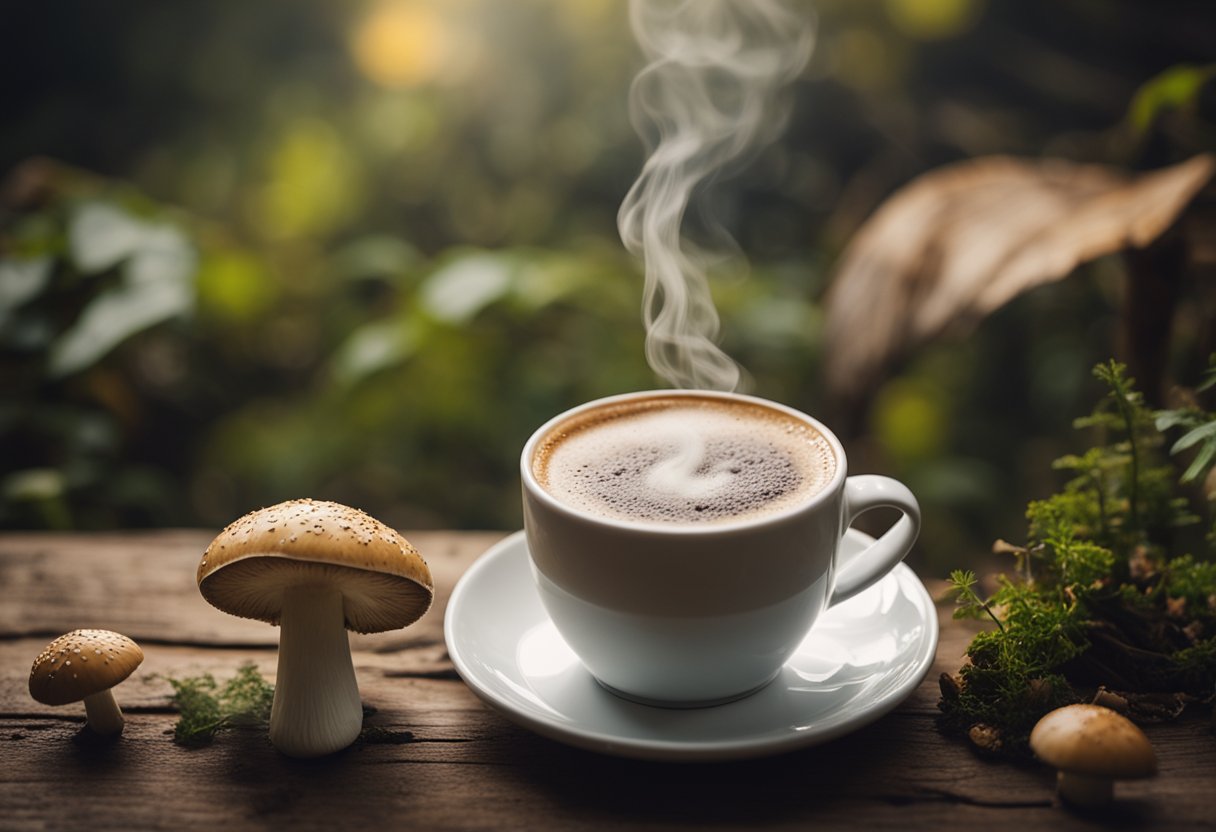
[1057,771,1114,808]
[269,583,363,757]
[82,688,124,735]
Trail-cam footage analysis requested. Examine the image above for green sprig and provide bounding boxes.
[162,662,274,747]
[948,569,1004,633]
[1092,361,1143,534]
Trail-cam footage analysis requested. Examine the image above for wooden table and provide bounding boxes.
[2,531,1212,830]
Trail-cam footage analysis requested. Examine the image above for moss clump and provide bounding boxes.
[162,662,275,747]
[940,360,1216,756]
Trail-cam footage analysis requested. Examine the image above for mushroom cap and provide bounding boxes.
[29,630,144,706]
[1030,704,1158,779]
[197,499,434,634]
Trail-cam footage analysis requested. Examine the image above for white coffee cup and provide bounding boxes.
[520,389,920,707]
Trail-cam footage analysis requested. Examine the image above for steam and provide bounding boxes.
[618,0,814,391]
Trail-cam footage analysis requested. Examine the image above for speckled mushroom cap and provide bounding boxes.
[197,499,434,633]
[1030,704,1158,779]
[29,630,144,706]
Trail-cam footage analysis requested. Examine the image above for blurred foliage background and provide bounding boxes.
[2,0,1214,572]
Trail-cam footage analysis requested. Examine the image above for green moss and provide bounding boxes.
[162,662,274,747]
[940,360,1216,756]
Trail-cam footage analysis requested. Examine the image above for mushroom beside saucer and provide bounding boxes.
[1030,703,1158,808]
[197,498,434,758]
[29,629,144,737]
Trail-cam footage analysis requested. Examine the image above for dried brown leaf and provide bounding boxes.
[823,154,1215,398]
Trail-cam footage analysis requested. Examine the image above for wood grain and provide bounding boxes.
[1,531,1212,831]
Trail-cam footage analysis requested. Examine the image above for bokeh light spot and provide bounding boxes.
[884,0,983,41]
[250,119,363,240]
[196,249,276,323]
[873,380,948,465]
[351,0,448,89]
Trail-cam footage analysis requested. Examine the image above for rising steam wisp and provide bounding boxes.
[618,0,814,391]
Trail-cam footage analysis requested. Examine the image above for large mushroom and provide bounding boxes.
[197,498,433,758]
[1029,703,1158,808]
[29,629,144,736]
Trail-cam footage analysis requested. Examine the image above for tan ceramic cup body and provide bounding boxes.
[521,390,920,707]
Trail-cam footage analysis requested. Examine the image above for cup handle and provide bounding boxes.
[827,475,921,607]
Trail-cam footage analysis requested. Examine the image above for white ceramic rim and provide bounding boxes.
[520,390,849,535]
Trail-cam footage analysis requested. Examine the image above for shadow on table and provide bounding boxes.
[492,714,1168,827]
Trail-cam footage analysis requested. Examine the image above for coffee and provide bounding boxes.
[532,395,837,525]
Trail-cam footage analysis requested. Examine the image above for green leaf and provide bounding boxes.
[2,468,65,501]
[332,235,420,284]
[68,202,151,274]
[1170,420,1216,454]
[0,257,53,320]
[49,223,196,377]
[1155,410,1201,433]
[1180,438,1216,483]
[419,252,514,323]
[332,318,422,384]
[949,568,977,591]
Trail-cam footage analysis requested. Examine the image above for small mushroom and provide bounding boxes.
[29,629,144,736]
[197,498,433,758]
[1029,703,1158,808]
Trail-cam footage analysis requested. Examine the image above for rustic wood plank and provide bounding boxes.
[1,532,1212,831]
[3,680,1209,831]
[0,530,504,649]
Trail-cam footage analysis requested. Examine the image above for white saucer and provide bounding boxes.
[444,529,938,762]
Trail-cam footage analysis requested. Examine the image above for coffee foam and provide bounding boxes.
[533,397,837,525]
